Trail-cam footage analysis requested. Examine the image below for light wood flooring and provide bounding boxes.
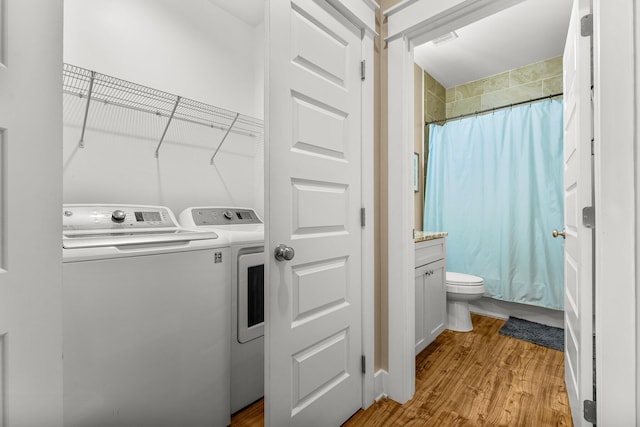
[231,314,573,427]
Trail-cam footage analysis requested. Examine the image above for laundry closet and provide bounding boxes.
[62,1,266,424]
[63,0,265,216]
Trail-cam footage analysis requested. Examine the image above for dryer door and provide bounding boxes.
[238,251,265,343]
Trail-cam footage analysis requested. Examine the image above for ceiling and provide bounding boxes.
[413,0,573,88]
[207,0,264,27]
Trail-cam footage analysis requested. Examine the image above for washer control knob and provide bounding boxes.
[111,210,126,223]
[223,210,234,220]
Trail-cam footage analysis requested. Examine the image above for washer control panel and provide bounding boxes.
[190,208,262,226]
[63,205,177,231]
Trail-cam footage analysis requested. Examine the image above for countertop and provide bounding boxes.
[414,231,448,243]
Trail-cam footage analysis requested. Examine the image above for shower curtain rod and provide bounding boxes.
[425,92,563,126]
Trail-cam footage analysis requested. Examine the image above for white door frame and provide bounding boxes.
[385,0,638,421]
[0,0,64,424]
[322,1,380,410]
[384,0,526,403]
[358,1,378,409]
[592,0,637,423]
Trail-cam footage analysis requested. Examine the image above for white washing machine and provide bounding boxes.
[179,207,264,414]
[62,204,231,427]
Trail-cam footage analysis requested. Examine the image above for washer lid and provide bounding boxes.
[446,272,484,285]
[62,229,219,249]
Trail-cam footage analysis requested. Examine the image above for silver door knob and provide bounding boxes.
[274,244,295,261]
[552,229,566,239]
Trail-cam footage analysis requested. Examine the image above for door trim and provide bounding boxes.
[384,0,525,404]
[360,29,376,410]
[593,0,638,423]
[0,0,64,423]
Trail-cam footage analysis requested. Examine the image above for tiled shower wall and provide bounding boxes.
[420,56,563,231]
[444,56,563,117]
[424,73,447,123]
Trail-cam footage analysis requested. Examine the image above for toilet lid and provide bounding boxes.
[446,272,484,286]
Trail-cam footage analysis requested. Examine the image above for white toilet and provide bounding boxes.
[446,272,485,332]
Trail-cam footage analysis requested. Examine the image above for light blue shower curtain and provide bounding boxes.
[424,100,564,310]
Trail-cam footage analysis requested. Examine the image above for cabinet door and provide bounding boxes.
[425,259,446,343]
[414,265,428,354]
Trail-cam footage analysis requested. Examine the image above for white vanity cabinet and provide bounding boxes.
[415,237,446,355]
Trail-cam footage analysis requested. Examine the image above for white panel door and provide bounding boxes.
[266,0,363,425]
[562,0,594,424]
[0,0,63,425]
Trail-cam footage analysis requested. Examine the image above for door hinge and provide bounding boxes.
[581,14,593,37]
[361,355,366,374]
[583,399,596,424]
[360,207,366,227]
[360,60,366,81]
[583,206,595,229]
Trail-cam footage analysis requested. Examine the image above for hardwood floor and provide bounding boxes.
[231,314,573,427]
[231,399,264,427]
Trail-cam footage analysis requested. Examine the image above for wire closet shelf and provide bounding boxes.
[63,63,264,161]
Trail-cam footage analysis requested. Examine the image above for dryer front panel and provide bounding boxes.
[238,251,265,343]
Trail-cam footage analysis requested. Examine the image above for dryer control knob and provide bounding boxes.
[111,210,126,223]
[223,210,234,220]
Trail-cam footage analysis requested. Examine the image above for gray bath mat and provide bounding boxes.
[499,317,564,352]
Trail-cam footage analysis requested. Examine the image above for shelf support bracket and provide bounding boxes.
[154,96,181,158]
[78,71,96,148]
[210,112,240,165]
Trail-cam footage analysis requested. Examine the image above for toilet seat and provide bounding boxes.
[446,272,485,295]
[446,283,485,294]
[446,272,484,286]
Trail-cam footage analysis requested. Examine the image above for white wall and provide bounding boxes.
[63,0,264,218]
[253,22,266,120]
[252,21,266,218]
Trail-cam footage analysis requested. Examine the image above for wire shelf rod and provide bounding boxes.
[155,96,181,158]
[210,113,240,164]
[78,71,95,148]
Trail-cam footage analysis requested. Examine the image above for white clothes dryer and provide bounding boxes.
[62,204,231,427]
[179,207,264,414]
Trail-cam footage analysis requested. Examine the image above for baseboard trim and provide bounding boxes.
[374,369,388,401]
